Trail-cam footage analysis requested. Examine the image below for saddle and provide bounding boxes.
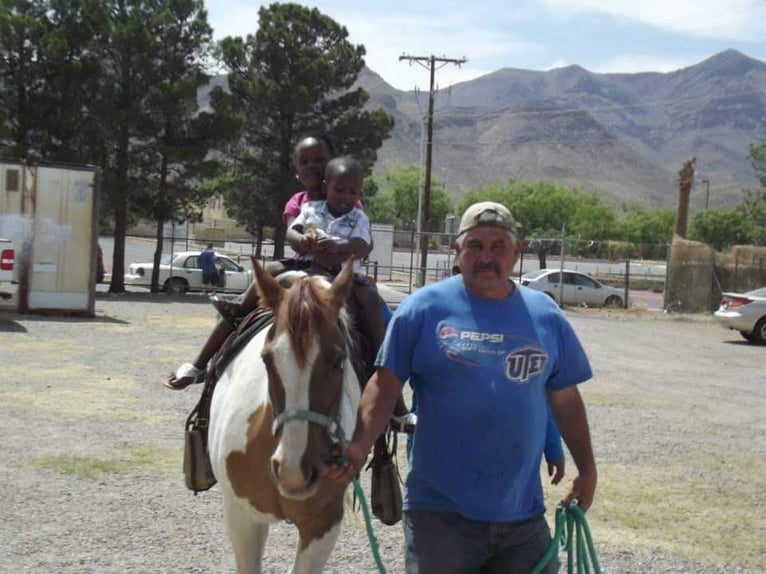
[183,308,274,494]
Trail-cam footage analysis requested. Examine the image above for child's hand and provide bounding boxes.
[314,236,337,253]
[548,459,565,485]
[299,233,317,252]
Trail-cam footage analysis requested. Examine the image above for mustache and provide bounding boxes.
[473,262,500,274]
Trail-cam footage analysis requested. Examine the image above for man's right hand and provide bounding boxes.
[323,441,367,484]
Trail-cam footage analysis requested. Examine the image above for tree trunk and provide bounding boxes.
[674,185,691,238]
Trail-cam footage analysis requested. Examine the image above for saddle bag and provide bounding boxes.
[183,376,217,494]
[182,308,274,495]
[369,428,402,526]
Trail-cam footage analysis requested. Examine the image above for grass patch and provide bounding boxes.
[0,369,174,425]
[543,453,765,572]
[32,445,179,480]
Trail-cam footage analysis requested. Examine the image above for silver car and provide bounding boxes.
[519,269,625,308]
[714,286,766,344]
[125,251,253,295]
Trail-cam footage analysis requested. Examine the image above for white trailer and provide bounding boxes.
[0,159,100,315]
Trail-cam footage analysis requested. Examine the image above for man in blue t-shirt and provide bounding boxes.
[198,243,217,292]
[326,201,597,573]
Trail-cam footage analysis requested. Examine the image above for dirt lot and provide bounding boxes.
[0,294,763,573]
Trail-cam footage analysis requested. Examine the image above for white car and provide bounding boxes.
[714,287,766,344]
[125,251,253,295]
[519,269,625,308]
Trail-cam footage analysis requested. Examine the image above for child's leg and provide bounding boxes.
[167,282,261,390]
[166,318,235,389]
[353,282,411,419]
[353,282,384,353]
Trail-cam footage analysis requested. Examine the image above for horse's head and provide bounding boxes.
[253,257,358,500]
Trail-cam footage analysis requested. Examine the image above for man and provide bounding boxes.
[198,243,217,293]
[325,201,597,573]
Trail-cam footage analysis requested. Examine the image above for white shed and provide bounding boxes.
[0,159,100,315]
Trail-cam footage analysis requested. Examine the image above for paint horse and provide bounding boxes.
[208,259,361,574]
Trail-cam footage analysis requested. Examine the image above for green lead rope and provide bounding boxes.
[352,477,388,573]
[350,474,598,574]
[531,501,601,574]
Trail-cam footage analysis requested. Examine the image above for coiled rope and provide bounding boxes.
[531,501,601,574]
[351,481,599,574]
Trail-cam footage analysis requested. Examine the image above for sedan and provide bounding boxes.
[125,251,252,295]
[519,269,625,308]
[714,287,766,344]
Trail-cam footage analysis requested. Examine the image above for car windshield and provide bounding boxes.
[160,254,174,265]
[746,287,766,297]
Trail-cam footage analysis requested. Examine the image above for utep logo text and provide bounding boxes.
[505,346,547,383]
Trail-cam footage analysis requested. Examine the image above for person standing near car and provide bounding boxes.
[325,201,597,573]
[199,243,217,294]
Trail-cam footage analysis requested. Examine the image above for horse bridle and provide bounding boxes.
[269,335,351,457]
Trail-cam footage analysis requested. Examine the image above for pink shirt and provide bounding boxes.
[282,190,364,223]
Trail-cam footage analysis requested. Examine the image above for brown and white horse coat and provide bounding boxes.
[208,260,360,574]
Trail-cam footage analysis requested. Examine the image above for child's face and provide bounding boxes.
[325,172,362,215]
[294,139,330,191]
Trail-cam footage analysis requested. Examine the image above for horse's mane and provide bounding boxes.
[284,276,349,370]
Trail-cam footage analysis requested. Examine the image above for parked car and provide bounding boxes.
[125,251,252,295]
[0,236,16,300]
[519,269,625,308]
[714,287,766,344]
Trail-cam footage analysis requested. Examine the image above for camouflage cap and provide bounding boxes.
[457,201,520,236]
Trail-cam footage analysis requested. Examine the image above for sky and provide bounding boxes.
[205,0,766,91]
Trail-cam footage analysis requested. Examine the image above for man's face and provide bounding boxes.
[456,225,521,297]
[325,172,362,215]
[294,139,329,191]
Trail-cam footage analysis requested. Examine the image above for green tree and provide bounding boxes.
[211,3,393,258]
[129,0,220,292]
[0,0,108,161]
[748,142,766,189]
[0,0,49,157]
[368,163,452,233]
[688,208,752,250]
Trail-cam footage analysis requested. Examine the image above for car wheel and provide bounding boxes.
[740,331,754,342]
[165,277,188,295]
[604,295,623,308]
[752,317,766,345]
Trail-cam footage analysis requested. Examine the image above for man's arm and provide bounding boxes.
[547,385,597,511]
[324,367,402,483]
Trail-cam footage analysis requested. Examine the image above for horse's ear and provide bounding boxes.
[327,256,355,312]
[251,256,283,310]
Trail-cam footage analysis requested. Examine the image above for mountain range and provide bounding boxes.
[355,49,766,209]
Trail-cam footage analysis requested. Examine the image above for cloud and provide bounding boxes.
[539,0,766,42]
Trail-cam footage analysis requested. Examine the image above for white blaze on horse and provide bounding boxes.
[208,259,361,574]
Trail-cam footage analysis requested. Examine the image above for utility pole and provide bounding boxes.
[399,53,467,286]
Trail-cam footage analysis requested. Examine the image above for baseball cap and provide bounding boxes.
[457,201,520,236]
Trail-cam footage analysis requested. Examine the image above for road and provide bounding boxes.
[100,236,666,310]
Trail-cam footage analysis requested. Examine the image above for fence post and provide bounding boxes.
[624,257,630,309]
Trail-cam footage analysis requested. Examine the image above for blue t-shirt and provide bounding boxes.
[375,276,592,522]
[199,248,216,273]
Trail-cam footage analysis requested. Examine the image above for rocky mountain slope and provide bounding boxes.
[199,50,765,209]
[357,50,766,208]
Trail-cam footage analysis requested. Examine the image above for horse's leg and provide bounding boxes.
[223,495,269,574]
[291,522,342,574]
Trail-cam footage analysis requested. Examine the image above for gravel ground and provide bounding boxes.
[0,294,763,573]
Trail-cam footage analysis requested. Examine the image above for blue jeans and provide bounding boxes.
[403,509,558,574]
